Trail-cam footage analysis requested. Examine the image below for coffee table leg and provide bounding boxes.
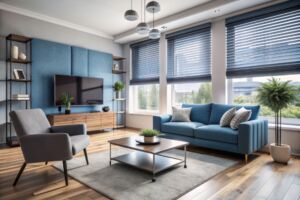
[109,143,112,166]
[152,154,156,182]
[184,145,187,168]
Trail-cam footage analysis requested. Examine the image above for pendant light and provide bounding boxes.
[136,0,149,34]
[146,1,160,13]
[148,8,160,39]
[124,0,139,21]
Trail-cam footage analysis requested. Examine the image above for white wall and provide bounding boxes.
[123,20,300,156]
[0,10,123,144]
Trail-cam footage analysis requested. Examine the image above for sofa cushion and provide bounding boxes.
[209,103,260,124]
[194,125,238,144]
[171,107,192,122]
[182,103,211,124]
[161,122,204,137]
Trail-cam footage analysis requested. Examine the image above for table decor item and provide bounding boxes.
[60,92,74,114]
[140,129,160,143]
[102,106,110,112]
[257,77,297,164]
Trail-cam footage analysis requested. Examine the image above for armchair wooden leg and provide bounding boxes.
[245,154,248,164]
[13,162,27,186]
[45,161,48,165]
[62,161,68,186]
[83,149,89,165]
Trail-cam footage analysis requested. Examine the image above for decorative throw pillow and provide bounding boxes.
[171,107,191,122]
[230,107,252,129]
[220,107,236,127]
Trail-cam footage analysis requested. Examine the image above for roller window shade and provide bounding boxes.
[166,23,212,83]
[130,39,160,85]
[226,1,300,78]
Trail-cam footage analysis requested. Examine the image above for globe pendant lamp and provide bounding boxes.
[148,7,160,39]
[124,0,139,21]
[146,1,160,13]
[136,0,149,34]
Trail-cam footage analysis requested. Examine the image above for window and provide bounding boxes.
[227,75,300,125]
[130,39,160,114]
[226,1,300,125]
[131,84,159,114]
[166,23,212,110]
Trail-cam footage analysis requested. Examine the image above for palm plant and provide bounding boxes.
[60,92,74,112]
[256,77,297,146]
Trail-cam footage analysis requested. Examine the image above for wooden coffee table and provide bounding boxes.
[108,136,189,182]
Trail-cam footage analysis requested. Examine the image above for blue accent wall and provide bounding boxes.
[31,39,114,114]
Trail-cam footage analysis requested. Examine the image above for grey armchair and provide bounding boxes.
[9,109,90,186]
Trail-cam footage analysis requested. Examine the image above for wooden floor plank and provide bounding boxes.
[0,128,299,200]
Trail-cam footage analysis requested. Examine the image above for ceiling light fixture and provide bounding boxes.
[148,7,160,39]
[136,0,149,35]
[124,0,139,21]
[146,1,160,13]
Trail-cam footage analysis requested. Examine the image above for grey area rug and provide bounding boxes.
[54,149,238,200]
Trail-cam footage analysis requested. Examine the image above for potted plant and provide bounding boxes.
[61,92,74,114]
[114,81,125,99]
[140,129,161,143]
[257,77,297,164]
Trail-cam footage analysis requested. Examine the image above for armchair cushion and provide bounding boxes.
[19,133,72,163]
[70,135,90,155]
[51,124,87,136]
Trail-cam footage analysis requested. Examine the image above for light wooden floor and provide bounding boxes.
[0,128,299,200]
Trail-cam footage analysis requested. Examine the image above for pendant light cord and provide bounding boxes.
[131,0,133,9]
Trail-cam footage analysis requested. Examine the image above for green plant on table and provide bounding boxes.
[140,129,160,137]
[60,92,74,110]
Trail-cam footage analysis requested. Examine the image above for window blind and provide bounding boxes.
[226,1,300,78]
[166,23,211,83]
[130,39,160,85]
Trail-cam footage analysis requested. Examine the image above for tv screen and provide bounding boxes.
[54,75,103,105]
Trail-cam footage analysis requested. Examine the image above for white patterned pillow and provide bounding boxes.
[230,107,252,129]
[171,107,191,122]
[220,107,236,127]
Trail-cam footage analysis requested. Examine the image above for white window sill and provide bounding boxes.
[268,124,300,132]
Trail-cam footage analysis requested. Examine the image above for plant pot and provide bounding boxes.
[116,91,122,99]
[270,143,291,164]
[65,109,71,114]
[144,136,156,143]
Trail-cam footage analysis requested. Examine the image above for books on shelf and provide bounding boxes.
[11,94,30,100]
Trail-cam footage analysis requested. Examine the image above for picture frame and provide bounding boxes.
[13,69,26,80]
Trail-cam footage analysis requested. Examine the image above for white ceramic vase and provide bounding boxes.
[270,143,291,164]
[144,136,156,143]
[11,46,19,59]
[116,91,122,99]
[18,52,27,60]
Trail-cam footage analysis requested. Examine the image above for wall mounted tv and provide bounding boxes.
[54,75,103,106]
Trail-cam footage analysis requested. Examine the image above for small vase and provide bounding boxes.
[116,91,122,99]
[144,136,156,143]
[270,143,291,164]
[11,46,19,60]
[65,109,71,114]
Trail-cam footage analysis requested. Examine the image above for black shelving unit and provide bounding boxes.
[5,34,32,147]
[112,56,127,129]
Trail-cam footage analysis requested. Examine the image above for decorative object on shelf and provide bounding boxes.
[11,94,30,100]
[11,45,19,59]
[18,52,27,61]
[113,63,119,70]
[139,129,161,143]
[13,69,26,80]
[102,106,110,112]
[114,81,125,99]
[148,1,160,39]
[60,92,74,114]
[124,0,138,21]
[257,77,297,164]
[136,0,149,35]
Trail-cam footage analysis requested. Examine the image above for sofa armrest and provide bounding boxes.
[153,114,172,131]
[51,124,87,136]
[19,133,73,163]
[238,119,268,154]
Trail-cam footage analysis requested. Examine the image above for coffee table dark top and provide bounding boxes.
[108,136,188,154]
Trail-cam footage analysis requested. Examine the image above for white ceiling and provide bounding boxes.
[0,0,276,43]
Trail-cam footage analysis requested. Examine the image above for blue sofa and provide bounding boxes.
[153,103,268,161]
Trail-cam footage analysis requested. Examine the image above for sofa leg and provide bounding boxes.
[245,154,248,164]
[13,162,27,186]
[62,161,68,186]
[45,161,48,165]
[83,149,89,165]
